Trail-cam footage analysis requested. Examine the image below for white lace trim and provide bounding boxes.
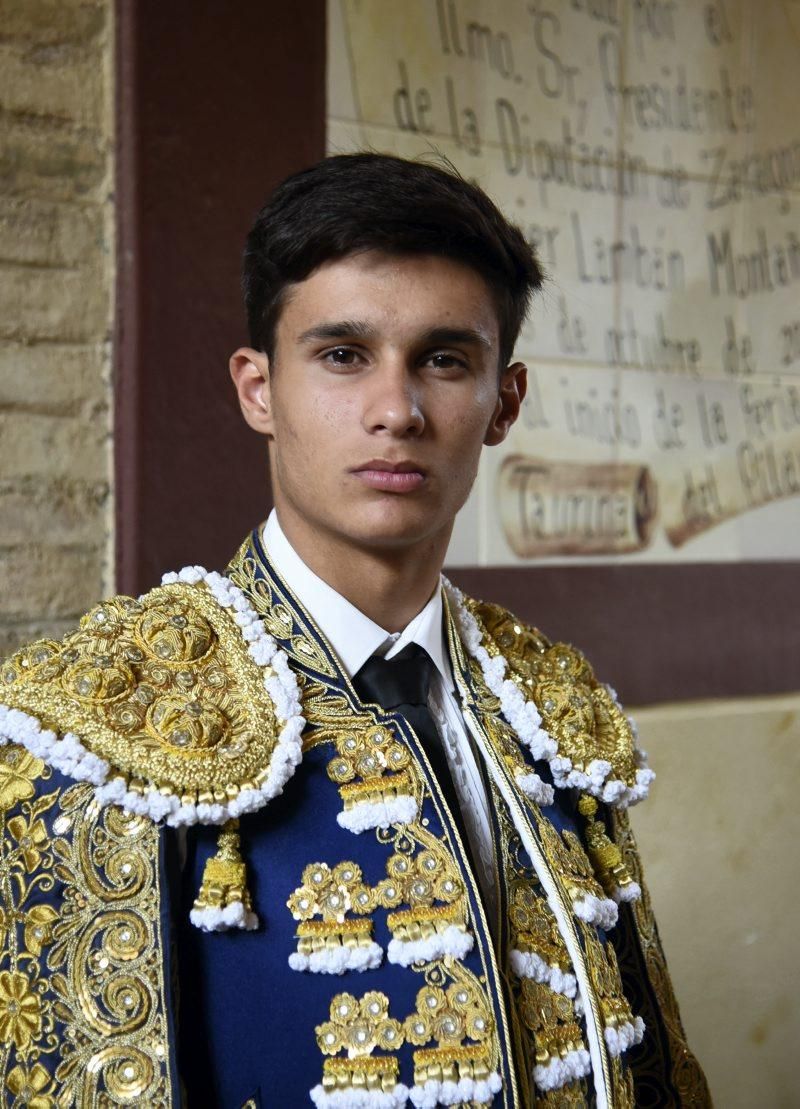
[387,925,473,967]
[514,769,555,806]
[189,902,259,932]
[509,949,577,998]
[288,942,383,975]
[443,581,654,810]
[409,1072,501,1107]
[533,1047,592,1091]
[605,1016,646,1057]
[336,794,418,833]
[310,1084,409,1109]
[0,705,109,785]
[572,892,619,931]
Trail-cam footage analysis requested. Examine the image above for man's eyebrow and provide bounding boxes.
[296,322,493,350]
[297,320,377,344]
[418,326,493,350]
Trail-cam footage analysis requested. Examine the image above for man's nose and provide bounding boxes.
[362,360,425,437]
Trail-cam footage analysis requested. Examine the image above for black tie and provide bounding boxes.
[353,643,473,860]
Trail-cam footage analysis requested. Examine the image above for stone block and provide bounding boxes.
[0,542,105,622]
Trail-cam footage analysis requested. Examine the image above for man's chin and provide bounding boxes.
[340,506,450,552]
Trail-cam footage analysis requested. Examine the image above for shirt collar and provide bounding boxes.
[262,510,454,690]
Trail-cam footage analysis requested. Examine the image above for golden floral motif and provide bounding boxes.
[8,812,49,870]
[6,1062,56,1108]
[23,905,59,957]
[0,970,42,1049]
[404,981,492,1047]
[0,748,46,813]
[133,604,215,664]
[288,861,371,922]
[317,992,404,1057]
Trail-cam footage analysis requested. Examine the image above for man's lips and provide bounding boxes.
[350,460,427,493]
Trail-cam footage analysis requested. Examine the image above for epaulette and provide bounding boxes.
[0,566,305,828]
[443,586,654,811]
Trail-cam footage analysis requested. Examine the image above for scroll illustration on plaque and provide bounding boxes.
[497,456,658,557]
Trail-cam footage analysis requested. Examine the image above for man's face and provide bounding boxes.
[232,250,526,555]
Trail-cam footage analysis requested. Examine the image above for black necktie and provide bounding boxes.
[353,643,474,861]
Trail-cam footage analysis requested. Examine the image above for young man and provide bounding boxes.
[0,154,709,1107]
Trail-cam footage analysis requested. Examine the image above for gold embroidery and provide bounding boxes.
[375,825,468,951]
[508,880,571,973]
[610,1055,636,1108]
[519,979,584,1069]
[538,819,609,911]
[1,584,283,812]
[288,861,378,959]
[612,810,712,1106]
[535,1082,589,1107]
[315,992,404,1093]
[325,721,421,819]
[0,750,172,1106]
[0,747,45,812]
[404,976,496,1086]
[470,600,640,792]
[226,546,337,677]
[494,798,588,1099]
[50,783,172,1104]
[582,923,636,1035]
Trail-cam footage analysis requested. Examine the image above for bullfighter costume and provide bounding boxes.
[0,517,710,1107]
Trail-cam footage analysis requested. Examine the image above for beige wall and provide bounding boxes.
[631,695,800,1107]
[0,0,115,657]
[328,2,800,1104]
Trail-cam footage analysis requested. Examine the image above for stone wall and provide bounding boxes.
[0,0,115,657]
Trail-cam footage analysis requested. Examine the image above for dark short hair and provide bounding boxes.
[243,152,543,367]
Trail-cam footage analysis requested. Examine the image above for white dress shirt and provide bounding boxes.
[263,511,499,931]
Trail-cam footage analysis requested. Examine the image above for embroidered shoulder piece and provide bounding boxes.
[443,583,654,810]
[0,567,304,827]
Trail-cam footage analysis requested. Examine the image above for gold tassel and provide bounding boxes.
[577,794,638,902]
[190,818,259,932]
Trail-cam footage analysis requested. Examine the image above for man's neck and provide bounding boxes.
[274,510,449,632]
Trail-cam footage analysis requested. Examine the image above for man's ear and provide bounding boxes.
[484,361,527,446]
[229,347,274,435]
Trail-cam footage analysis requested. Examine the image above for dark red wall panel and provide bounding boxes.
[115,0,326,594]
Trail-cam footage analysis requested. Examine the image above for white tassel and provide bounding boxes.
[409,1072,501,1107]
[532,1048,591,1091]
[572,893,619,931]
[288,942,383,975]
[509,949,577,998]
[336,795,418,834]
[310,1084,410,1109]
[605,1016,645,1056]
[387,925,473,967]
[189,902,258,932]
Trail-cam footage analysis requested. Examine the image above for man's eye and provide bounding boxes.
[325,347,359,366]
[429,353,466,371]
